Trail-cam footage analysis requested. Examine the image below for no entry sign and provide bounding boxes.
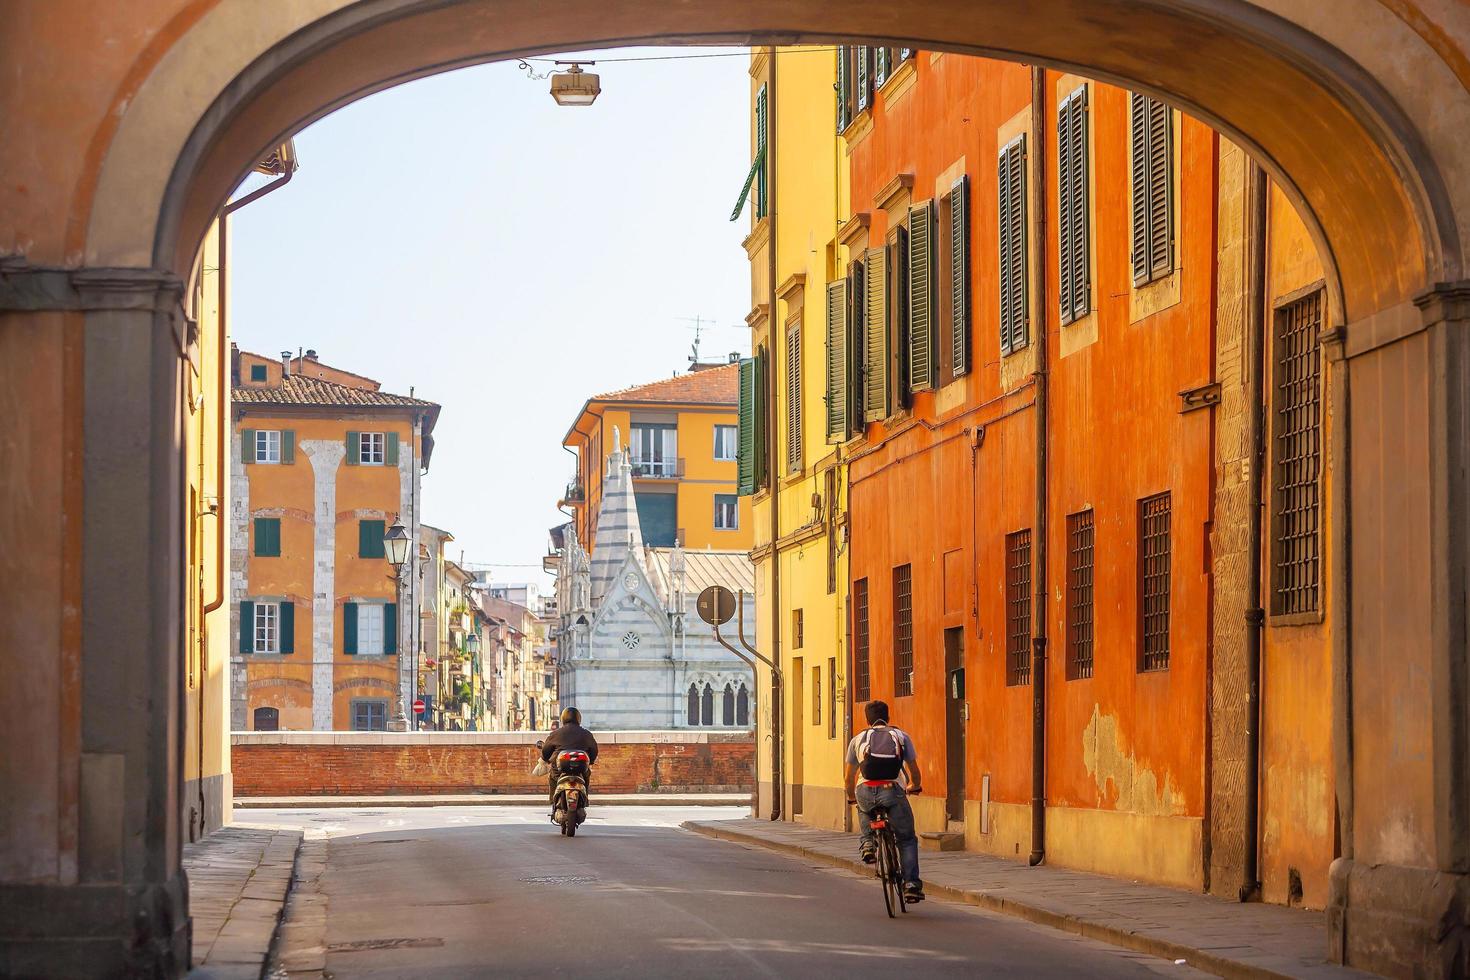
[412,699,426,714]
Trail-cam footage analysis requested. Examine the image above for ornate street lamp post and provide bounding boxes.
[385,522,412,731]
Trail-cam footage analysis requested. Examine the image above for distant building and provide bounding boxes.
[560,364,752,553]
[230,348,439,731]
[551,447,754,731]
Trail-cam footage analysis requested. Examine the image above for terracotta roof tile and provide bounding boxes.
[233,374,438,409]
[593,363,739,405]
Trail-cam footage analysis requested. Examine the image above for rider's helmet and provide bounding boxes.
[560,706,581,726]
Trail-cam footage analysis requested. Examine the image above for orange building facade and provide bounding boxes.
[755,48,1337,907]
[561,364,753,555]
[231,349,439,731]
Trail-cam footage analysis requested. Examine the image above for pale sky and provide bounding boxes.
[230,47,753,588]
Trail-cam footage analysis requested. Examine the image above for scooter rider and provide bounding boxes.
[539,706,598,802]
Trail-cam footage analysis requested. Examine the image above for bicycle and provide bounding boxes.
[869,804,908,918]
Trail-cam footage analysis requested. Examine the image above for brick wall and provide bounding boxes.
[231,731,755,796]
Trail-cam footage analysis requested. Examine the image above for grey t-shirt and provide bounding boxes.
[845,724,917,787]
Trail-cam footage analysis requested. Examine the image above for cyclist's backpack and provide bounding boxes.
[858,727,906,780]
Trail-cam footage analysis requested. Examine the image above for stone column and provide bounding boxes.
[0,264,191,976]
[1329,282,1470,978]
[299,440,344,731]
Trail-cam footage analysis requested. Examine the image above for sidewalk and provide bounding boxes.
[184,824,303,979]
[683,819,1375,980]
[236,793,750,808]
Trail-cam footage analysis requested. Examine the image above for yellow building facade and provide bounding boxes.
[561,365,752,554]
[231,349,439,731]
[739,47,852,829]
[182,218,233,841]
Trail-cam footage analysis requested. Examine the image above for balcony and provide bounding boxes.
[560,481,586,506]
[630,457,685,479]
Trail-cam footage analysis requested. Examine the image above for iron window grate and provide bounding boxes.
[853,578,871,703]
[1066,510,1095,679]
[1272,289,1323,617]
[893,564,914,697]
[1006,530,1032,685]
[1138,493,1172,671]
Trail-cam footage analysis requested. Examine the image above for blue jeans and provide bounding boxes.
[856,783,921,887]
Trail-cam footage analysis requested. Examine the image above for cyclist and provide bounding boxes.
[844,700,924,904]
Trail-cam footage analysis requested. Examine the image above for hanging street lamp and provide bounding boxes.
[550,62,600,106]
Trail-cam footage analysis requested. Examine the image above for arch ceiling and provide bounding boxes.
[73,0,1470,324]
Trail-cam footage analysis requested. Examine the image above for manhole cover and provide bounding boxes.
[326,937,445,953]
[519,874,599,885]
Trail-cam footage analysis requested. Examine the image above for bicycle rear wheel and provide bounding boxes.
[878,830,901,918]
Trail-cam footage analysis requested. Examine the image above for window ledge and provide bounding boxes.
[742,217,771,258]
[879,57,918,107]
[842,109,873,153]
[1267,609,1325,628]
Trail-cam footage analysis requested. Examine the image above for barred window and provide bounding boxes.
[893,564,913,697]
[1006,530,1032,685]
[1139,493,1172,671]
[853,578,871,702]
[1271,288,1323,616]
[1066,510,1095,679]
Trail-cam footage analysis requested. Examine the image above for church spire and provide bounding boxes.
[588,447,644,603]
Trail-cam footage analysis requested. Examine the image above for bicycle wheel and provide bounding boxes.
[878,830,901,918]
[883,831,907,915]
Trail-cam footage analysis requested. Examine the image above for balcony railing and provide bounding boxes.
[630,457,685,479]
[562,481,585,503]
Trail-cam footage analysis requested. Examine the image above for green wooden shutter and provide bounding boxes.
[1130,93,1151,285]
[1058,88,1090,324]
[754,349,768,490]
[343,602,358,655]
[824,279,850,442]
[836,46,850,131]
[737,357,758,495]
[240,600,254,653]
[908,200,935,392]
[1147,97,1174,280]
[279,601,294,654]
[950,175,971,376]
[863,247,888,422]
[385,431,399,466]
[254,517,280,557]
[282,429,295,464]
[241,429,255,465]
[384,603,398,655]
[359,519,385,558]
[785,323,802,472]
[345,430,360,465]
[998,135,1029,356]
[755,84,768,219]
[855,46,870,111]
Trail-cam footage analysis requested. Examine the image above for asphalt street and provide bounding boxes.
[247,806,1210,979]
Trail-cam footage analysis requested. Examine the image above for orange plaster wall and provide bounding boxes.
[1258,183,1336,908]
[845,54,1215,881]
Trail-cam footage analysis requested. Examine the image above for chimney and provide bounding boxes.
[280,350,292,378]
[305,349,318,360]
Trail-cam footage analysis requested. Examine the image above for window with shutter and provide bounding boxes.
[755,84,768,219]
[997,135,1029,356]
[824,279,850,443]
[785,321,803,473]
[863,247,889,422]
[1058,87,1091,324]
[836,46,851,132]
[949,175,971,376]
[736,353,768,495]
[1130,93,1174,285]
[874,47,888,87]
[253,517,281,557]
[908,200,935,392]
[855,46,870,112]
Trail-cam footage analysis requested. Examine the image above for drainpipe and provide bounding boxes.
[196,154,294,834]
[1241,162,1268,901]
[1028,66,1050,868]
[766,46,784,822]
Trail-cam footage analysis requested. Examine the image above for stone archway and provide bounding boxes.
[3,1,1468,975]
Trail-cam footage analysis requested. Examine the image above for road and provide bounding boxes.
[248,806,1209,979]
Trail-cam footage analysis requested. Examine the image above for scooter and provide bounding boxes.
[550,749,591,837]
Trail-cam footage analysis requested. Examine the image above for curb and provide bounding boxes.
[682,822,1299,980]
[236,796,751,809]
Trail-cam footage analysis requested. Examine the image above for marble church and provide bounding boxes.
[552,445,755,731]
